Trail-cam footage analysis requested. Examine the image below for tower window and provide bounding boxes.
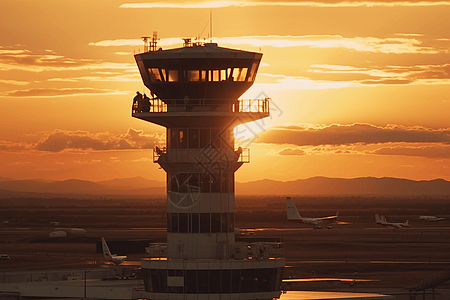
[148,68,162,82]
[233,67,248,82]
[187,70,200,81]
[168,70,179,82]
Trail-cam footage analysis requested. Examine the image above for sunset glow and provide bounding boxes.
[1,0,450,183]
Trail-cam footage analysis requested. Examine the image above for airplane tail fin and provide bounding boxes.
[101,237,112,259]
[286,197,302,221]
[405,220,409,226]
[375,214,382,224]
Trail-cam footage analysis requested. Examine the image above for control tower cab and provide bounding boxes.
[133,35,285,300]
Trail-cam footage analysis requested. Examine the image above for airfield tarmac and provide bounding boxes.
[0,196,449,299]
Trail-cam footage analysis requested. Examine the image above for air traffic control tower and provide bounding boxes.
[133,34,285,300]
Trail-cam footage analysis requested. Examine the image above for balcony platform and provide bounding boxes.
[132,98,270,128]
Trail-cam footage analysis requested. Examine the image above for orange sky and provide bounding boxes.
[1,0,450,183]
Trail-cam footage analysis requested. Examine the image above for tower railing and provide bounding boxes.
[153,146,250,163]
[145,242,284,260]
[133,98,270,114]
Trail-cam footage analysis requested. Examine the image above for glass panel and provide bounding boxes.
[188,70,200,81]
[248,61,259,82]
[148,68,162,82]
[238,68,248,81]
[171,213,178,233]
[220,69,227,81]
[143,269,152,292]
[229,212,234,233]
[222,270,231,293]
[200,173,210,193]
[188,129,199,149]
[159,269,167,293]
[210,173,220,193]
[150,269,160,292]
[160,69,167,81]
[198,270,209,293]
[221,212,228,233]
[209,270,221,293]
[170,174,179,193]
[168,70,179,82]
[201,70,207,81]
[211,128,221,148]
[211,70,219,82]
[211,213,221,233]
[241,269,258,292]
[221,173,229,193]
[191,213,199,233]
[199,129,210,148]
[179,173,188,193]
[179,213,188,233]
[200,213,210,233]
[186,270,197,293]
[179,129,187,149]
[231,269,240,293]
[170,129,177,149]
[189,173,200,189]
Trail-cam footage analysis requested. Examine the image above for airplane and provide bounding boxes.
[49,228,87,238]
[101,237,127,265]
[375,214,410,229]
[286,197,338,229]
[419,215,445,222]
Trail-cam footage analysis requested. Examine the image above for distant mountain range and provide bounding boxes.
[0,176,165,197]
[0,176,449,197]
[236,177,450,196]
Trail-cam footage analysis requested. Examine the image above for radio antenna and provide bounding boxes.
[210,9,212,43]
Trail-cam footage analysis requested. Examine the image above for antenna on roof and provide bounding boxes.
[142,32,159,52]
[210,9,213,43]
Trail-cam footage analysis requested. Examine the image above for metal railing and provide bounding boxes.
[145,242,284,260]
[153,147,249,163]
[132,98,270,114]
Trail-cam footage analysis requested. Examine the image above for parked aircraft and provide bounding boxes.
[286,197,338,229]
[419,215,445,222]
[375,214,410,229]
[101,237,127,265]
[49,228,87,238]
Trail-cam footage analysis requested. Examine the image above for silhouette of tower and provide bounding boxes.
[133,36,285,299]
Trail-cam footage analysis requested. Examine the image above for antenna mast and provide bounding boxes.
[210,9,212,43]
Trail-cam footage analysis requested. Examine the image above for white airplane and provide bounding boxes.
[101,237,127,265]
[375,214,410,229]
[49,228,87,238]
[419,215,445,222]
[286,197,338,229]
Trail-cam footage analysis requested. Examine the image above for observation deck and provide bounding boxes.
[132,97,270,128]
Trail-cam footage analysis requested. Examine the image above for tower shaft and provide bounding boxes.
[133,40,285,299]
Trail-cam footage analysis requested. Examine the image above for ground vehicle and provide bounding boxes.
[0,254,10,260]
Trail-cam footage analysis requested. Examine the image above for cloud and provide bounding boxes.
[2,88,128,98]
[33,128,164,152]
[372,145,450,158]
[90,35,441,54]
[307,63,450,86]
[120,1,450,9]
[278,148,307,156]
[0,141,33,151]
[0,79,29,86]
[257,123,450,146]
[255,74,357,90]
[0,47,135,73]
